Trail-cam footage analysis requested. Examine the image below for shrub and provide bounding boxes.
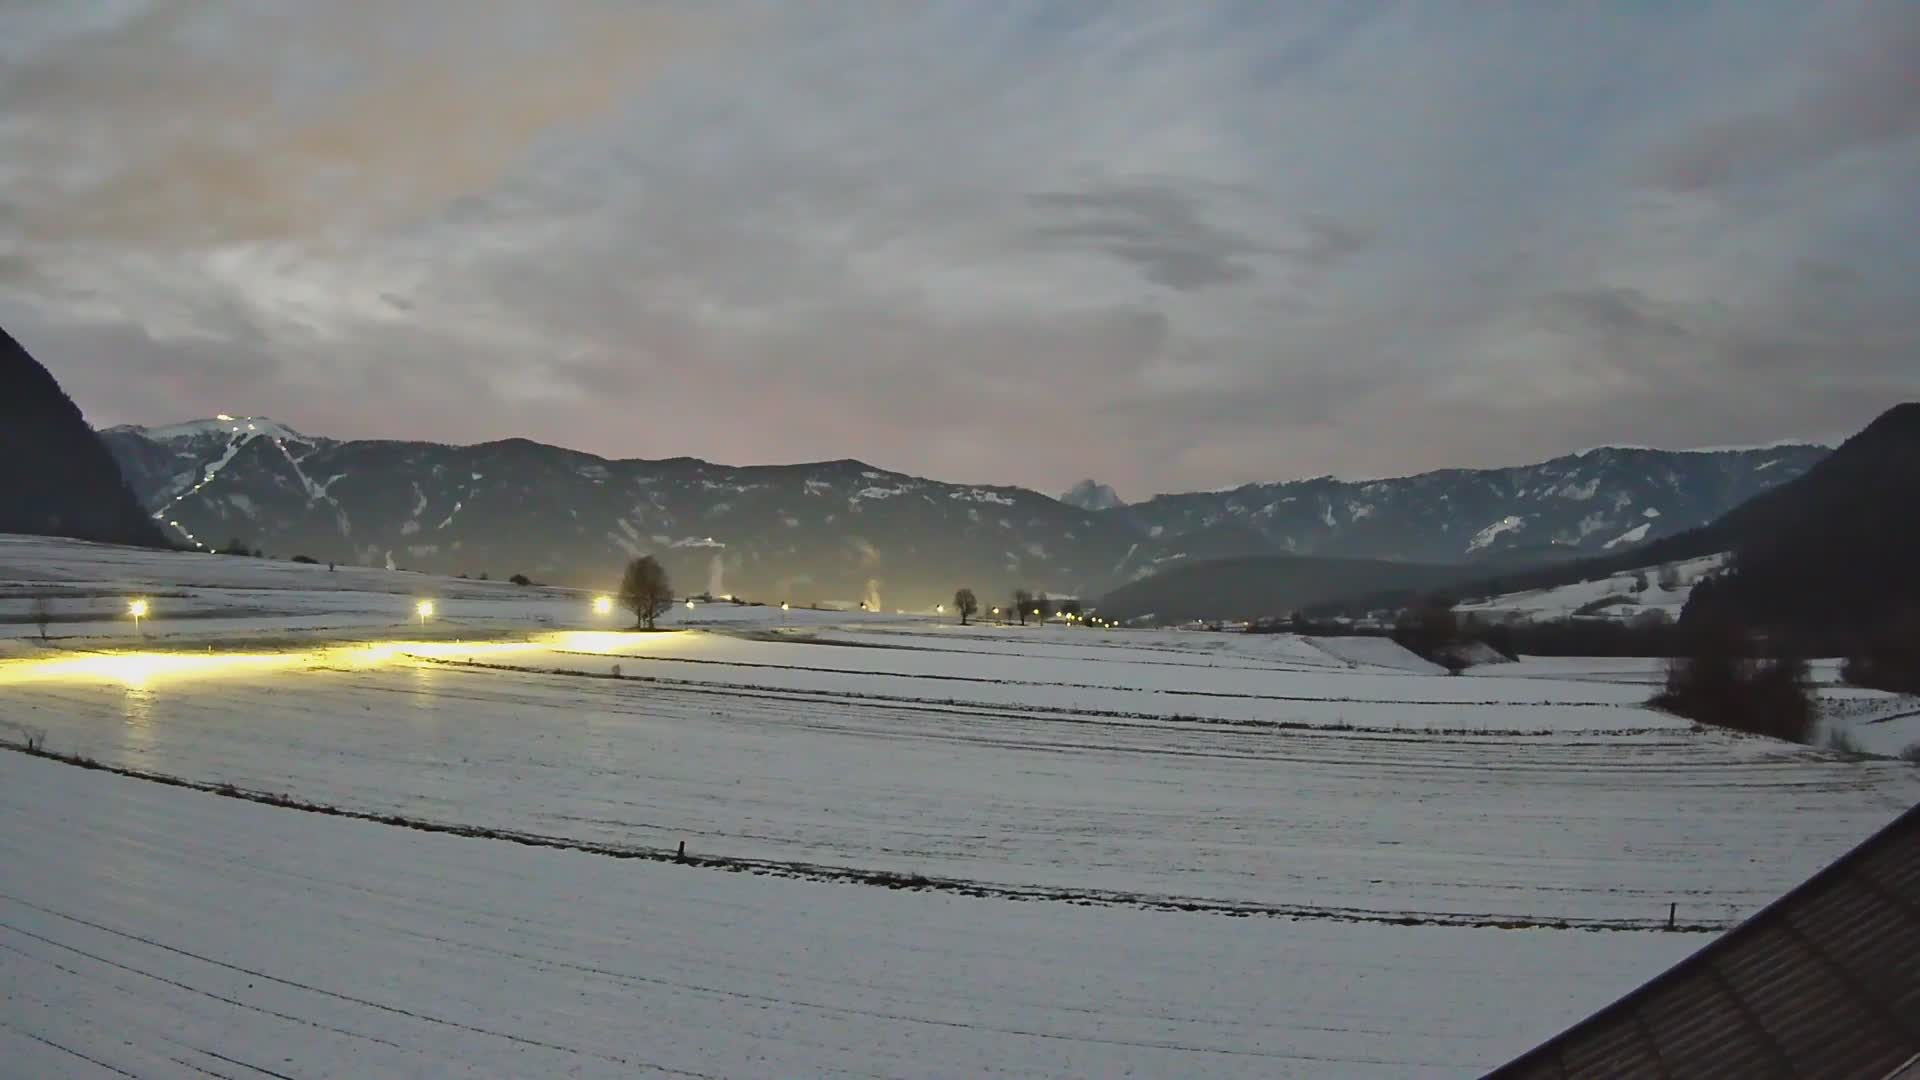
[1899,742,1920,764]
[291,554,319,564]
[1392,603,1459,661]
[1654,627,1814,743]
[509,573,532,586]
[1823,726,1864,756]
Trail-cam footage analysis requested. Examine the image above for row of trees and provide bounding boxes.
[948,587,1086,626]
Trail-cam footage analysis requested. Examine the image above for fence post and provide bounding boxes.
[1668,902,1676,930]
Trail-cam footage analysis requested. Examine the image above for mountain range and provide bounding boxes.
[98,416,1827,609]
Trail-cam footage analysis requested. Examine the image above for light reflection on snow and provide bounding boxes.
[0,631,695,689]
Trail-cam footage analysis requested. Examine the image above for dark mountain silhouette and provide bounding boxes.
[1313,403,1918,637]
[0,326,168,548]
[1680,402,1920,637]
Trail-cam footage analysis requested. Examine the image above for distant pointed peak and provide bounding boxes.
[1060,479,1125,511]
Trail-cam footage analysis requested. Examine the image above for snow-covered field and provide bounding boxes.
[3,535,1916,1077]
[0,752,1699,1079]
[1486,655,1920,758]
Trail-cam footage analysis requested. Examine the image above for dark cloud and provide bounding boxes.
[1028,184,1369,290]
[1030,185,1265,289]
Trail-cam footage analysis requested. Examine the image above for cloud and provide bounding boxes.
[2,1,1916,497]
[0,2,709,249]
[1646,0,1920,191]
[1026,182,1370,291]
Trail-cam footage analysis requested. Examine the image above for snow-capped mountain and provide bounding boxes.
[99,419,1825,607]
[1059,479,1125,512]
[1112,444,1828,567]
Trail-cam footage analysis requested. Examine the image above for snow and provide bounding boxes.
[113,416,307,443]
[1466,515,1525,553]
[950,488,1016,506]
[1457,553,1726,623]
[1556,478,1600,501]
[1602,522,1650,549]
[2,534,1916,1075]
[0,751,1706,1078]
[1303,635,1445,674]
[1814,689,1920,757]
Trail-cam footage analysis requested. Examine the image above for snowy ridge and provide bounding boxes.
[1456,553,1728,623]
[99,420,1825,600]
[110,415,307,443]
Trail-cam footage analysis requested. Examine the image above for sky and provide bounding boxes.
[2,2,1917,498]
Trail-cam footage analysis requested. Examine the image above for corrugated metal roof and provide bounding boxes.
[1486,802,1920,1080]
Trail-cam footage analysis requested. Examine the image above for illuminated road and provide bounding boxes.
[0,631,686,689]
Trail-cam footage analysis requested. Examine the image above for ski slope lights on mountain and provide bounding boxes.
[4,534,1917,1076]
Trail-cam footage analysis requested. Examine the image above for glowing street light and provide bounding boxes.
[936,604,944,614]
[592,596,614,616]
[416,599,434,626]
[128,598,149,634]
[686,599,696,610]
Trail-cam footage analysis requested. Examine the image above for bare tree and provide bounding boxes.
[30,596,52,640]
[1656,563,1682,591]
[620,556,674,630]
[953,588,978,625]
[1012,589,1034,626]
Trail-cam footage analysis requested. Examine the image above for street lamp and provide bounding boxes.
[128,598,148,634]
[592,596,613,616]
[686,599,696,610]
[416,599,434,626]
